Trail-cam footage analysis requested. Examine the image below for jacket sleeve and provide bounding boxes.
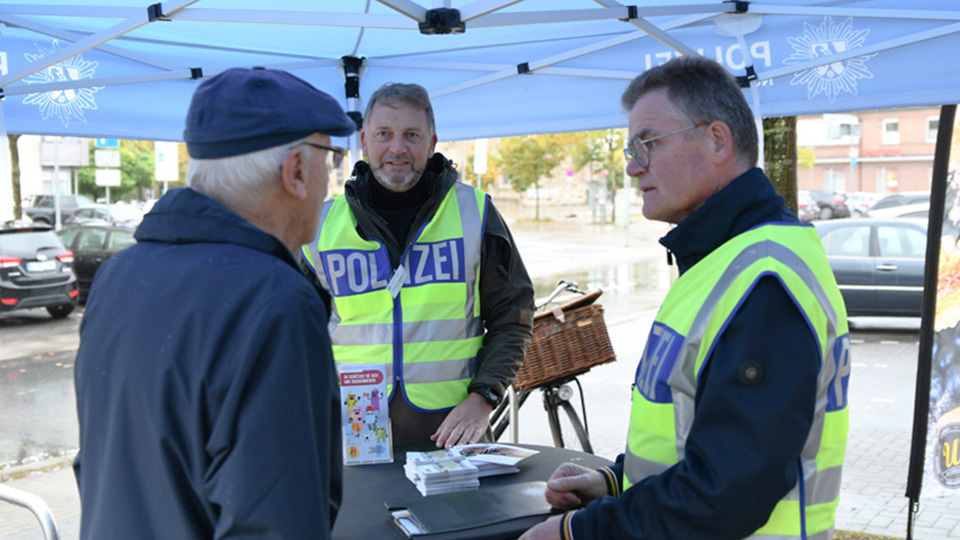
[469,198,535,395]
[203,289,342,539]
[569,275,820,539]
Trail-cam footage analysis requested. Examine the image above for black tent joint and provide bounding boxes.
[517,62,531,75]
[619,6,639,22]
[189,67,203,80]
[342,56,364,100]
[736,65,758,88]
[723,0,750,13]
[419,8,465,35]
[147,3,169,22]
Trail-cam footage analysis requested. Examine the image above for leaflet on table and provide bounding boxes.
[339,364,393,465]
[406,443,538,477]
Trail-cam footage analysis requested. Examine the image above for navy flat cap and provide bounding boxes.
[183,67,357,159]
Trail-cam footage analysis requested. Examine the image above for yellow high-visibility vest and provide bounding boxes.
[302,183,487,411]
[624,224,850,539]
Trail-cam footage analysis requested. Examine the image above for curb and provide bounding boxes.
[0,454,76,483]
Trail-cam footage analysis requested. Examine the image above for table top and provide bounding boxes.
[332,443,613,540]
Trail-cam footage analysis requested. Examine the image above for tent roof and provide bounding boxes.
[1,0,959,144]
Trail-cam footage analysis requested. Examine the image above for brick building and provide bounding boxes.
[797,107,940,195]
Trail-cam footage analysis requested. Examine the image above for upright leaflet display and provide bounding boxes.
[339,364,393,465]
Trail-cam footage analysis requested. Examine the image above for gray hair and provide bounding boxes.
[621,55,758,169]
[363,83,436,136]
[186,136,310,210]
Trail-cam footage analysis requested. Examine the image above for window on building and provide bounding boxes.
[927,117,939,143]
[882,119,900,145]
[823,168,846,193]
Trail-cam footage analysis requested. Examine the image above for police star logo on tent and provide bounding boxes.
[784,17,877,101]
[22,39,104,127]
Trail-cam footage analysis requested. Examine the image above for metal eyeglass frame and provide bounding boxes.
[622,121,709,168]
[297,141,346,168]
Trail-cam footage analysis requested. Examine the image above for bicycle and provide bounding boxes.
[490,279,616,454]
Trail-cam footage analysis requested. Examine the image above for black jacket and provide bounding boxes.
[74,188,342,539]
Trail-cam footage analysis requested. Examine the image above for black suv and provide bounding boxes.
[0,226,79,318]
[23,194,96,226]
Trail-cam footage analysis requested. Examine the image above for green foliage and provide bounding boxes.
[77,140,188,201]
[492,134,566,193]
[462,149,499,191]
[762,116,798,212]
[570,128,629,192]
[491,134,569,220]
[798,146,816,170]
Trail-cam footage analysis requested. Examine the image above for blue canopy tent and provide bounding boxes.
[1,1,959,147]
[1,2,959,538]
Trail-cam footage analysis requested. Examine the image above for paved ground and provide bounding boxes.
[1,215,958,539]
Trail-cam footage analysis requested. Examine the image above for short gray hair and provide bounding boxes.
[186,136,310,210]
[621,55,758,169]
[363,83,436,136]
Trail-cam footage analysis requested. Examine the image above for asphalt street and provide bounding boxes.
[1,216,958,539]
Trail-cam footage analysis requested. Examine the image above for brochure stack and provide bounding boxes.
[404,450,479,496]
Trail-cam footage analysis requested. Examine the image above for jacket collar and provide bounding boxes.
[135,188,298,267]
[660,168,797,274]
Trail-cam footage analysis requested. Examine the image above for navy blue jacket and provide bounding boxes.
[74,188,342,539]
[568,169,821,539]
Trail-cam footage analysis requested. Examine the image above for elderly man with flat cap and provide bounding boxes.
[73,67,355,540]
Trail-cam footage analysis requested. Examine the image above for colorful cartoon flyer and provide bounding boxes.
[339,364,393,465]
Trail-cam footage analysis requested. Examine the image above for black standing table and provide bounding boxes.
[332,444,613,540]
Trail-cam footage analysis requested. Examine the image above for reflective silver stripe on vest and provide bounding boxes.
[403,317,484,343]
[331,322,392,346]
[670,239,840,464]
[455,183,483,318]
[755,529,834,540]
[404,357,474,384]
[331,317,484,346]
[624,454,671,483]
[312,199,336,294]
[337,361,394,383]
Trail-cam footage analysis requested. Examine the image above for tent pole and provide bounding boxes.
[342,56,365,170]
[905,104,956,540]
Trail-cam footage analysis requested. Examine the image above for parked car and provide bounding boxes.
[867,191,930,216]
[867,202,930,220]
[814,218,926,317]
[0,225,79,318]
[23,193,96,225]
[797,191,820,222]
[64,203,144,226]
[57,223,137,302]
[846,192,883,217]
[802,189,851,220]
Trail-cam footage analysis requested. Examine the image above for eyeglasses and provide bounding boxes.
[623,121,709,168]
[297,141,346,168]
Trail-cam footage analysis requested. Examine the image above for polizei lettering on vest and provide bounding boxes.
[636,322,683,403]
[322,249,390,296]
[403,239,466,287]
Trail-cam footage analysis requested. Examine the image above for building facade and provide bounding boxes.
[797,108,940,195]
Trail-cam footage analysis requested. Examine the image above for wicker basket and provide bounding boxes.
[513,291,616,391]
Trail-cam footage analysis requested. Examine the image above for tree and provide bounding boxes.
[461,141,500,191]
[491,134,567,220]
[763,116,799,214]
[570,129,628,222]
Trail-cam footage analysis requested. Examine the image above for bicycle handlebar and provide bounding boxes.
[535,279,587,310]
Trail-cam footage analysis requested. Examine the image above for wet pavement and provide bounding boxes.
[1,215,958,539]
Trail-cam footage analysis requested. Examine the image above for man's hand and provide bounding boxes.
[544,462,607,510]
[519,515,562,540]
[430,392,493,448]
